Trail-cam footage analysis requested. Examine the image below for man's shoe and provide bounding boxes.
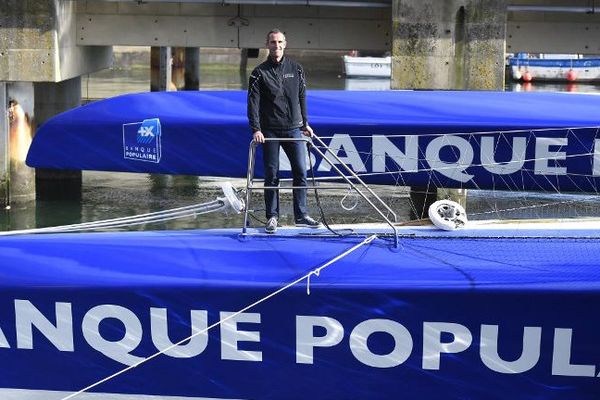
[265,217,278,234]
[295,215,322,228]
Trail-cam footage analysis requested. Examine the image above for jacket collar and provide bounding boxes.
[267,56,285,66]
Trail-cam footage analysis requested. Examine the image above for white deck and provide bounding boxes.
[241,218,600,239]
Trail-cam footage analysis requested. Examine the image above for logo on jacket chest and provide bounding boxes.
[283,73,295,79]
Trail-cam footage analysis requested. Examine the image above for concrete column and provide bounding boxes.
[0,0,111,208]
[392,0,507,218]
[0,0,111,83]
[240,48,249,88]
[34,77,82,200]
[0,83,8,208]
[150,46,173,92]
[184,48,200,90]
[392,0,507,90]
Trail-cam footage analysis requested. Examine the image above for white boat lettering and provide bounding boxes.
[220,311,262,362]
[481,136,526,175]
[317,134,367,173]
[480,324,541,374]
[280,133,590,180]
[534,137,568,175]
[15,299,74,351]
[0,324,8,348]
[150,307,209,358]
[552,328,598,377]
[425,136,475,182]
[372,135,418,175]
[1,300,598,377]
[82,304,144,365]
[295,315,598,376]
[593,139,600,176]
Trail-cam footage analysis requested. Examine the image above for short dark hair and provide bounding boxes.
[266,28,286,42]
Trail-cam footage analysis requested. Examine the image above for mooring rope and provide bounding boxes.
[0,200,227,236]
[59,234,378,400]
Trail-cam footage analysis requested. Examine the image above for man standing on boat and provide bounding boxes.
[247,28,322,234]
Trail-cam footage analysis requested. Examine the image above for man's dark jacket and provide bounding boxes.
[247,56,307,132]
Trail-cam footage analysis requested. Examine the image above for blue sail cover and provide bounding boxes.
[26,90,600,192]
[0,227,599,399]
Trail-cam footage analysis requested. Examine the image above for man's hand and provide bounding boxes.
[302,125,314,137]
[253,130,265,143]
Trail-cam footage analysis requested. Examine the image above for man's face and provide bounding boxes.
[267,32,286,61]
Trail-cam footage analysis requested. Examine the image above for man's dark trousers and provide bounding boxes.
[262,128,308,220]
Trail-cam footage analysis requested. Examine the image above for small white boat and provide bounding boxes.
[343,55,391,78]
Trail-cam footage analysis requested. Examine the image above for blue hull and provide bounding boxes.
[0,226,599,399]
[26,90,600,192]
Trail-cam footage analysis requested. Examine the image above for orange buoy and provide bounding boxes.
[523,71,532,82]
[566,69,577,82]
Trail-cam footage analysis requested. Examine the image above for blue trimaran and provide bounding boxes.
[0,90,599,399]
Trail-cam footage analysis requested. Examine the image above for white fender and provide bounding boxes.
[219,182,245,214]
[428,200,467,231]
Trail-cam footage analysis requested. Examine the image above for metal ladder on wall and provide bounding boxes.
[241,135,400,247]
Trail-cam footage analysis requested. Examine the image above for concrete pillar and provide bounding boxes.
[0,1,112,83]
[0,0,111,207]
[392,0,507,218]
[0,83,8,208]
[150,46,173,92]
[240,48,249,88]
[184,48,200,90]
[391,0,507,90]
[34,77,82,200]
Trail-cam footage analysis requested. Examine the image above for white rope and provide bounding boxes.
[59,234,379,400]
[318,125,600,139]
[0,200,226,236]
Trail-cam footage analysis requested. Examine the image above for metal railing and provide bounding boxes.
[242,135,400,246]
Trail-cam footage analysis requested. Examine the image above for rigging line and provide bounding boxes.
[59,234,379,400]
[377,130,593,219]
[27,201,220,230]
[310,144,599,162]
[0,201,225,236]
[469,194,600,217]
[282,163,600,182]
[316,125,600,140]
[306,146,599,175]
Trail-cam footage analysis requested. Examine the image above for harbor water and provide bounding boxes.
[2,48,600,232]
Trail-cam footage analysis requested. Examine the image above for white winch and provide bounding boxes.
[428,199,468,231]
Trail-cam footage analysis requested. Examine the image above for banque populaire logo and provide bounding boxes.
[123,118,162,163]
